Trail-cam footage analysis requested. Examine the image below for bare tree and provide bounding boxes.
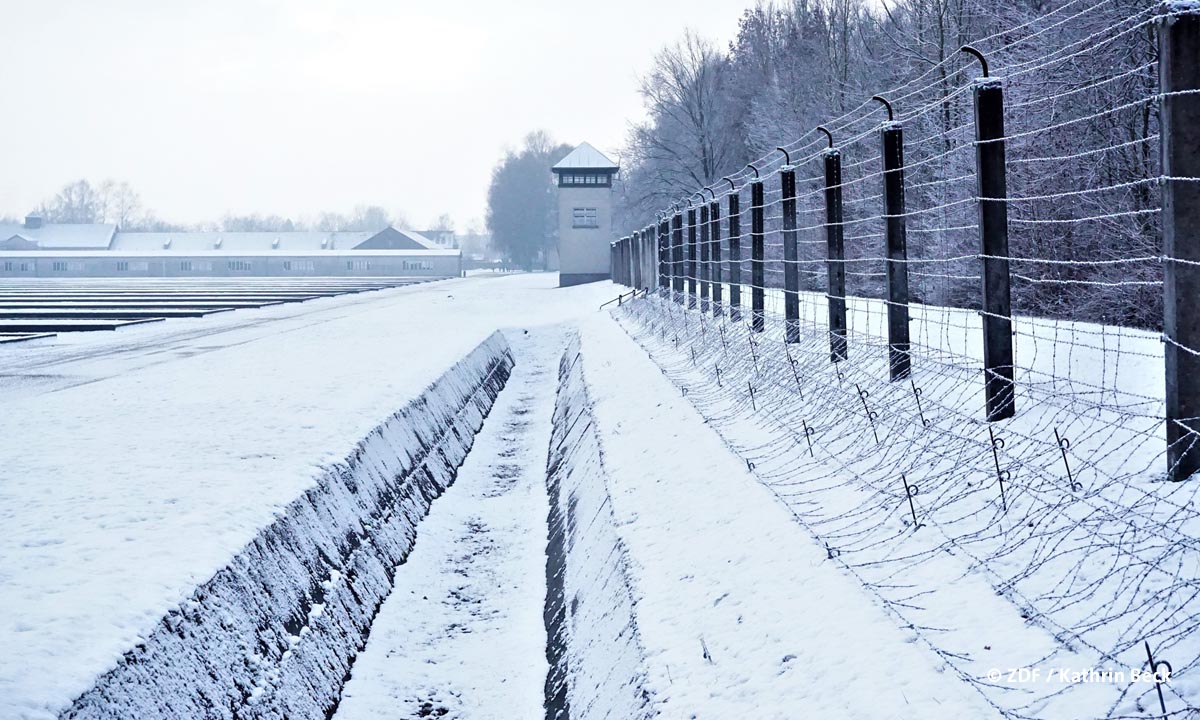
[314,212,350,232]
[220,214,296,232]
[43,180,101,223]
[345,205,393,231]
[95,180,143,228]
[485,131,572,270]
[623,31,746,227]
[615,0,1163,328]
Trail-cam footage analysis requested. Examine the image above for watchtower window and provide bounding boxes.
[572,207,599,229]
[559,172,612,188]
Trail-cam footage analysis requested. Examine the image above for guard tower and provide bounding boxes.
[551,142,619,287]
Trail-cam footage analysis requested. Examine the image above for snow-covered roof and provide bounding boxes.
[394,230,441,250]
[414,229,456,247]
[0,225,445,253]
[0,248,461,257]
[110,231,377,253]
[109,228,441,252]
[552,142,619,172]
[0,223,116,249]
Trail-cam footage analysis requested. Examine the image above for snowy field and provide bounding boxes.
[3,269,1178,719]
[0,273,614,718]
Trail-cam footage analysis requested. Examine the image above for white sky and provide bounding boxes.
[0,0,743,230]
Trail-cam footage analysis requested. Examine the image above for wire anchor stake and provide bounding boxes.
[901,474,924,530]
[911,380,929,427]
[785,343,804,400]
[989,426,1010,513]
[856,384,880,443]
[1144,640,1172,720]
[1054,427,1081,491]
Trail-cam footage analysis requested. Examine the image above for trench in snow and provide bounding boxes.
[62,326,651,720]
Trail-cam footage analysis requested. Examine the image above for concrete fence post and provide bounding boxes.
[1162,7,1200,480]
[823,140,849,362]
[621,237,629,286]
[634,230,643,290]
[699,202,711,313]
[615,238,622,286]
[780,152,801,343]
[658,217,670,294]
[637,228,645,290]
[727,184,742,322]
[631,231,641,289]
[621,237,628,286]
[878,98,912,381]
[966,56,1016,421]
[687,205,698,309]
[643,226,654,291]
[751,176,766,333]
[628,234,638,284]
[672,211,685,303]
[709,198,723,316]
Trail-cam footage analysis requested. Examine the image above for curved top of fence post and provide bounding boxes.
[959,45,990,77]
[775,147,793,165]
[871,95,894,122]
[722,176,736,192]
[745,163,760,180]
[817,126,834,148]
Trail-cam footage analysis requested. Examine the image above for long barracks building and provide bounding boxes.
[0,216,462,278]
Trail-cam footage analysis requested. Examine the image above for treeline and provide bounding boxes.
[13,178,438,234]
[485,131,572,271]
[617,0,1161,328]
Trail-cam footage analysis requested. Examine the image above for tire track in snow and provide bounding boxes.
[332,328,561,720]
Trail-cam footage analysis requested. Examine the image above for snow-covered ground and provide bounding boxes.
[8,268,1171,718]
[615,286,1198,718]
[0,274,617,719]
[572,314,999,718]
[544,334,655,719]
[334,309,1004,719]
[333,328,563,720]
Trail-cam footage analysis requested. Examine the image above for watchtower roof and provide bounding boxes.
[552,142,618,172]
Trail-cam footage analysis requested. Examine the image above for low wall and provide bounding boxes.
[63,332,514,719]
[544,335,656,720]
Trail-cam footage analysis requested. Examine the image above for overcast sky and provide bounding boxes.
[0,0,743,230]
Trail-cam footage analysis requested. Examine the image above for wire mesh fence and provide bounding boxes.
[610,2,1200,718]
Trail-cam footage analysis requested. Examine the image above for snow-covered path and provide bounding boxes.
[332,328,561,720]
[575,314,1001,719]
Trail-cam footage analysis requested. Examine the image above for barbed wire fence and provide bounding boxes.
[610,2,1199,718]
